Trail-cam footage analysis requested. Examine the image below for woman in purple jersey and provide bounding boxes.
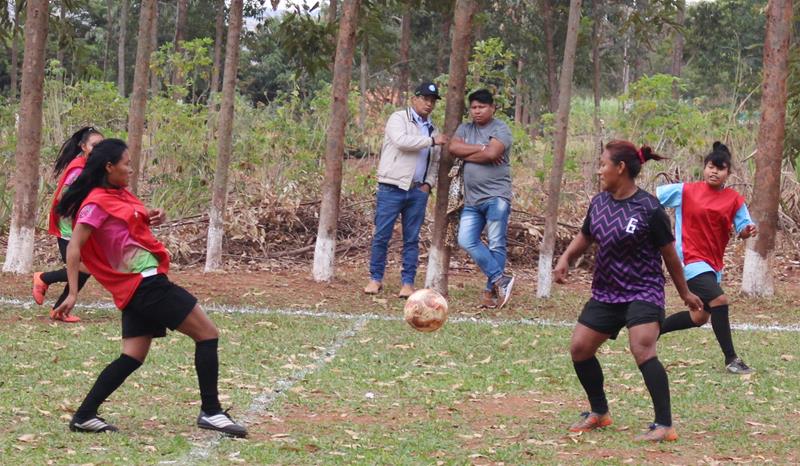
[554,140,703,442]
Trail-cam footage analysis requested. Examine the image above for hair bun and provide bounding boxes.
[640,145,653,161]
[712,141,730,155]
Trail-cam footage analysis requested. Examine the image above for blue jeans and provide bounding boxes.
[457,197,511,291]
[369,183,429,285]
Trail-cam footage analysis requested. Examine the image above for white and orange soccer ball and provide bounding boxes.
[404,288,448,332]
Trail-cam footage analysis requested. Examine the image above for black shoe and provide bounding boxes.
[726,357,753,374]
[197,409,248,438]
[493,274,516,309]
[69,415,119,433]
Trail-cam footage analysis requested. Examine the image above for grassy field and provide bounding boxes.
[1,300,799,465]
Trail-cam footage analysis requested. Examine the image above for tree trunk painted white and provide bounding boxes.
[204,0,243,272]
[3,0,49,274]
[537,0,583,298]
[741,0,792,296]
[424,0,477,294]
[311,0,361,282]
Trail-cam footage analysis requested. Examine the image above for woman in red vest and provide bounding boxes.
[53,139,247,437]
[33,127,104,322]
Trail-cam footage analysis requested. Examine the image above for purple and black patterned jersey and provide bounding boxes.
[581,189,674,308]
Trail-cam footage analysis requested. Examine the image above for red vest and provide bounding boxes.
[48,157,87,237]
[78,187,170,309]
[681,181,745,271]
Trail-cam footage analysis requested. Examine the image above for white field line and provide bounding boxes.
[166,316,368,465]
[1,296,800,332]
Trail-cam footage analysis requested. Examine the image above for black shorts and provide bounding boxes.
[578,299,665,340]
[121,274,197,338]
[58,237,69,262]
[687,272,724,310]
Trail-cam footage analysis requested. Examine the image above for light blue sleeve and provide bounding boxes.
[656,183,684,208]
[734,203,754,234]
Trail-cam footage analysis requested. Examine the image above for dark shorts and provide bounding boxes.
[58,237,69,262]
[687,272,724,310]
[578,299,665,340]
[121,274,197,338]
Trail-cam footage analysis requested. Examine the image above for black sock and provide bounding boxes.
[41,268,68,285]
[195,338,222,414]
[52,272,91,309]
[660,311,700,335]
[710,305,737,364]
[75,354,142,420]
[638,357,671,426]
[573,356,608,415]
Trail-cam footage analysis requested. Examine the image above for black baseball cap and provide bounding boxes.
[414,81,441,100]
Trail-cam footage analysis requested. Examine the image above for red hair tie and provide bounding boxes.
[636,148,645,164]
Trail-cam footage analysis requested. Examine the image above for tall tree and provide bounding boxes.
[587,0,603,193]
[149,0,159,94]
[56,0,65,66]
[537,0,583,297]
[358,35,368,131]
[127,0,156,194]
[103,0,112,79]
[209,0,225,97]
[172,0,189,90]
[514,58,524,124]
[312,0,361,281]
[205,0,244,271]
[9,0,20,100]
[327,0,338,23]
[671,0,685,98]
[117,0,128,96]
[3,0,49,273]
[424,0,477,293]
[741,0,792,296]
[541,0,558,113]
[394,1,411,105]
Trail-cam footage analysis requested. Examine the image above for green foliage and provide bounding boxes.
[616,74,708,150]
[150,38,214,102]
[785,44,800,180]
[277,3,336,80]
[467,38,516,112]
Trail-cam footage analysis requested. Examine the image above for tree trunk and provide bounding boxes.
[424,0,477,294]
[103,0,112,79]
[117,0,128,96]
[621,6,632,96]
[127,0,156,195]
[3,0,49,274]
[541,0,558,113]
[587,0,603,194]
[172,0,188,92]
[671,0,685,98]
[741,0,792,296]
[210,0,225,96]
[437,14,452,75]
[514,57,524,124]
[204,0,244,272]
[150,0,159,95]
[537,0,583,298]
[312,0,361,282]
[394,3,411,106]
[359,36,368,132]
[56,1,65,66]
[327,0,338,23]
[10,0,19,100]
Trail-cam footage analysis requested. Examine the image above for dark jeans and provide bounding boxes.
[368,183,429,285]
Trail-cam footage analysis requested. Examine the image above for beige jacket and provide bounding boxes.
[376,108,441,191]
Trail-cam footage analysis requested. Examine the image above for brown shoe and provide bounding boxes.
[568,411,612,432]
[634,423,678,442]
[480,290,497,308]
[398,284,415,299]
[364,280,383,295]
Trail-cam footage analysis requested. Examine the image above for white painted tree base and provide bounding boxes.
[425,245,446,294]
[2,225,35,273]
[312,235,336,282]
[741,246,774,296]
[536,251,554,298]
[204,210,225,272]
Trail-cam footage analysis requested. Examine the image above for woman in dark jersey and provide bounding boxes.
[53,139,246,437]
[33,127,104,322]
[554,140,703,442]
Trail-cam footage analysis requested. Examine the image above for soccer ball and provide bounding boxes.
[404,288,448,332]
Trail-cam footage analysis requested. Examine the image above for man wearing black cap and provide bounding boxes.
[364,81,449,298]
